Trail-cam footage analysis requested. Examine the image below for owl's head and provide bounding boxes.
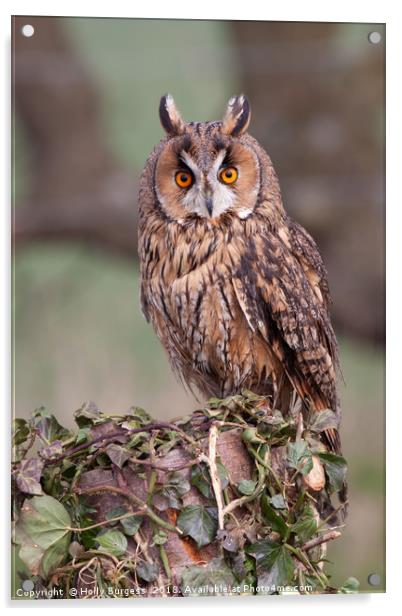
[153,94,273,222]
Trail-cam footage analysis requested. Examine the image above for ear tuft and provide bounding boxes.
[159,94,186,136]
[222,94,251,137]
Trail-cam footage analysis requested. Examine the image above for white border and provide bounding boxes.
[2,1,401,612]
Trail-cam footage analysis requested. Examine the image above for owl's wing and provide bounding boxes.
[232,216,341,452]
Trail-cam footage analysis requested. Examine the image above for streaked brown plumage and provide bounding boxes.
[138,94,342,454]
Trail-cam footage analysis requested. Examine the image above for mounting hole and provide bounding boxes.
[368,573,381,586]
[368,31,382,44]
[21,24,35,38]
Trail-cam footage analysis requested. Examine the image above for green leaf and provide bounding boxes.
[287,440,313,475]
[120,515,143,536]
[177,505,218,548]
[180,557,236,596]
[125,431,148,448]
[318,452,347,493]
[105,444,131,468]
[167,471,191,496]
[17,495,71,549]
[18,543,43,577]
[339,577,360,593]
[96,529,128,557]
[242,427,265,444]
[191,463,212,499]
[291,506,318,542]
[269,494,286,509]
[261,493,290,539]
[153,487,181,511]
[16,458,44,495]
[104,506,128,525]
[216,458,229,489]
[128,406,154,424]
[137,561,159,582]
[153,471,190,511]
[41,534,71,578]
[15,495,71,576]
[74,401,104,428]
[261,410,285,427]
[237,479,256,495]
[207,397,225,409]
[75,427,90,445]
[152,530,168,545]
[246,540,295,590]
[12,418,30,446]
[31,408,71,443]
[308,409,338,433]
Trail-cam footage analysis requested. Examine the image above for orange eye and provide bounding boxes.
[219,166,238,184]
[175,170,193,188]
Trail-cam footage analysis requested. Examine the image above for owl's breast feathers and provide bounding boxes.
[139,209,341,453]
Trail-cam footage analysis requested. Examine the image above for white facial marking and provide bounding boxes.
[177,148,243,219]
[179,152,208,217]
[206,150,236,217]
[179,151,201,180]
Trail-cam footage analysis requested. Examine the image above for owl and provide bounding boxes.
[138,94,342,454]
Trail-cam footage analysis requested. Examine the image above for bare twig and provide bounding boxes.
[301,530,341,552]
[208,422,225,530]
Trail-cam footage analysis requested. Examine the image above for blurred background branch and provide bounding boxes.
[14,16,138,257]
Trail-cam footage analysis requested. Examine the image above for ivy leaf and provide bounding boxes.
[242,427,265,444]
[17,495,71,548]
[137,561,159,582]
[261,493,290,539]
[291,506,318,542]
[40,534,71,578]
[153,470,191,511]
[177,505,218,548]
[207,397,226,409]
[75,427,90,445]
[246,539,295,590]
[287,440,313,476]
[105,444,131,468]
[307,409,338,433]
[105,506,127,525]
[16,458,44,495]
[191,463,212,499]
[216,458,229,489]
[261,410,285,427]
[12,418,30,446]
[31,408,71,443]
[237,479,256,496]
[168,471,191,495]
[318,452,347,493]
[14,495,71,576]
[153,487,182,511]
[152,530,168,546]
[120,515,143,536]
[40,440,63,460]
[269,494,286,509]
[96,529,127,557]
[74,401,104,428]
[180,557,236,596]
[128,406,154,424]
[125,431,148,448]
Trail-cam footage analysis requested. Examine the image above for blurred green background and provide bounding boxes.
[12,17,385,592]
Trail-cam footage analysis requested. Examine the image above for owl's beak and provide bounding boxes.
[205,196,213,217]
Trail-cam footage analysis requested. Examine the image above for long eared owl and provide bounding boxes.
[138,94,342,454]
